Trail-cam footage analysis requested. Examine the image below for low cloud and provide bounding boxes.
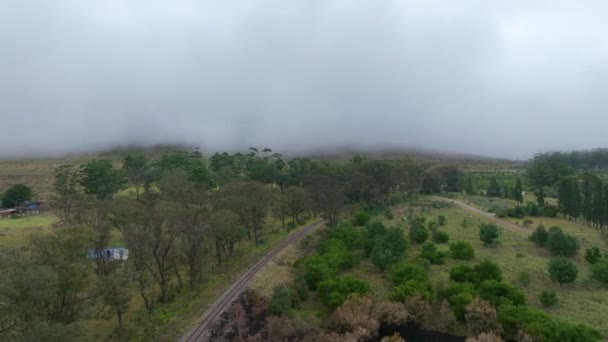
[2,1,608,159]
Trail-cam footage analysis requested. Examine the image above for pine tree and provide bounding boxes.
[486,178,501,197]
[465,175,475,195]
[514,178,524,203]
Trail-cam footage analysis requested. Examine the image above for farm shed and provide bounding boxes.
[0,209,16,218]
[88,247,129,261]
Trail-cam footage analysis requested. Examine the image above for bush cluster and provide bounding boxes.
[529,225,579,257]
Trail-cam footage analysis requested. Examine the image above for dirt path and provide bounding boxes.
[180,219,325,342]
[431,196,532,235]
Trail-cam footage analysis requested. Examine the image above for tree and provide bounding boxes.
[421,171,442,194]
[479,224,499,246]
[53,165,80,196]
[1,184,33,208]
[513,178,524,203]
[465,174,475,195]
[545,226,578,257]
[307,175,344,227]
[98,262,132,329]
[79,160,126,200]
[218,181,272,245]
[548,257,578,285]
[209,210,245,263]
[526,153,573,206]
[486,178,501,197]
[122,154,148,200]
[111,198,179,303]
[557,176,580,219]
[27,226,94,324]
[285,186,313,225]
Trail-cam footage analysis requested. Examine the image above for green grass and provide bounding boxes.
[412,199,608,338]
[0,213,58,247]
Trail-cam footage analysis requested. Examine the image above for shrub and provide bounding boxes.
[541,205,558,217]
[517,271,531,287]
[539,290,557,307]
[497,305,600,341]
[522,219,534,227]
[392,279,432,301]
[409,216,429,244]
[327,295,378,340]
[412,226,429,244]
[479,224,499,246]
[268,285,293,316]
[390,263,428,286]
[420,241,447,265]
[428,221,438,230]
[474,259,503,284]
[460,217,469,228]
[478,280,526,308]
[545,226,578,257]
[369,227,408,272]
[293,278,309,301]
[267,315,319,341]
[449,260,502,287]
[548,257,578,285]
[585,246,602,265]
[437,215,447,226]
[525,201,540,216]
[464,298,501,336]
[432,230,450,244]
[353,210,372,226]
[317,276,370,309]
[384,209,394,220]
[328,223,361,248]
[449,292,474,322]
[300,256,336,290]
[528,225,548,246]
[449,264,478,284]
[590,259,608,286]
[366,220,387,238]
[449,241,475,260]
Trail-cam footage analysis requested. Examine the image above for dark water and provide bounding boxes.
[378,324,466,342]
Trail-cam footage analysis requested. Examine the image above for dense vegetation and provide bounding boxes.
[0,148,426,341]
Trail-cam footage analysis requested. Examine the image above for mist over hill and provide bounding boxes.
[3,1,608,159]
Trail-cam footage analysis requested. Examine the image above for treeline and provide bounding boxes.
[0,148,426,340]
[557,173,608,229]
[533,149,608,171]
[525,151,608,229]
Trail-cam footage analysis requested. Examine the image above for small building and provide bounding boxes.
[88,247,129,261]
[0,209,16,218]
[16,201,45,216]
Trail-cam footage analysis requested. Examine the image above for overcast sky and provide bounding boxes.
[1,1,608,159]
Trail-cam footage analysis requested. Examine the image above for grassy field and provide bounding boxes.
[409,198,608,338]
[0,213,58,247]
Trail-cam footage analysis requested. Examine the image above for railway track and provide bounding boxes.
[181,219,325,342]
